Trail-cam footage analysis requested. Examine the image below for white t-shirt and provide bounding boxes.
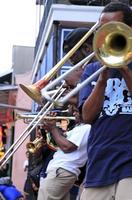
[46,124,91,177]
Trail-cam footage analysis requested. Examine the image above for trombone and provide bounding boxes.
[1,21,131,167]
[0,22,99,167]
[19,22,99,104]
[0,83,66,168]
[43,22,132,105]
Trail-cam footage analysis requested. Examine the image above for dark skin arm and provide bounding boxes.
[43,119,77,153]
[82,66,132,124]
[118,66,132,93]
[82,68,109,124]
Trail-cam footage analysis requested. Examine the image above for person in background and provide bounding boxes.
[79,2,132,200]
[23,151,29,172]
[0,163,9,178]
[23,128,52,200]
[63,27,94,89]
[37,106,91,200]
[0,176,24,200]
[62,27,94,108]
[24,27,94,200]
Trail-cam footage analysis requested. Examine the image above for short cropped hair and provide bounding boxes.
[102,2,132,26]
[63,27,94,53]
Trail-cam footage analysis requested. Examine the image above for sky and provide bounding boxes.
[0,0,37,74]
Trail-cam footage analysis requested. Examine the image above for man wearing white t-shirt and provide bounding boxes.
[37,108,91,200]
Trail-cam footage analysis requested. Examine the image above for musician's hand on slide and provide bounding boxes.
[98,67,110,84]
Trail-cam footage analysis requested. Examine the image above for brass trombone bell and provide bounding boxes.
[19,22,99,103]
[93,22,132,68]
[51,22,132,106]
[19,85,64,105]
[19,84,42,105]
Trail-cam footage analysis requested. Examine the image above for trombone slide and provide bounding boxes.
[0,84,66,168]
[56,66,106,106]
[20,22,99,103]
[43,22,132,106]
[42,52,95,102]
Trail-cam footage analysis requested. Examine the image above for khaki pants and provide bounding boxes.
[37,168,77,200]
[80,178,132,200]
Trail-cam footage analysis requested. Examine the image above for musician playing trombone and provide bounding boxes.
[79,2,132,200]
[60,27,94,109]
[63,27,94,91]
[37,106,91,200]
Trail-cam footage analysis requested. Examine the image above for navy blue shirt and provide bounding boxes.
[79,61,132,187]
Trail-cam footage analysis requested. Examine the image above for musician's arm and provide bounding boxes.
[82,69,108,124]
[44,121,77,153]
[119,67,132,93]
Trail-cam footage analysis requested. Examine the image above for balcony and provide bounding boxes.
[32,0,132,81]
[35,0,131,56]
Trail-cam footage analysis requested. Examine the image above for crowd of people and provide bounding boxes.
[0,1,132,200]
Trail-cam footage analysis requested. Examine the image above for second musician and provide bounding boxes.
[37,106,91,200]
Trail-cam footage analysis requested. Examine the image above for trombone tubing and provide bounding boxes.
[57,65,107,105]
[42,52,95,102]
[18,115,76,121]
[0,99,52,164]
[0,84,65,167]
[42,22,99,81]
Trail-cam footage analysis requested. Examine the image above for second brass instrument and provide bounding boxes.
[16,113,75,125]
[26,136,46,154]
